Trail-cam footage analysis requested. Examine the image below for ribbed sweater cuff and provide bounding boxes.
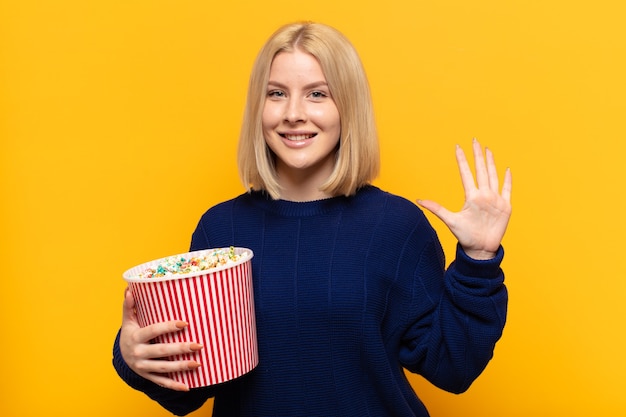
[453,243,504,280]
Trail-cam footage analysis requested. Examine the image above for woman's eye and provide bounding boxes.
[310,91,327,99]
[268,90,285,98]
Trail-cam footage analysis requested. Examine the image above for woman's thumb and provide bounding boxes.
[122,287,137,322]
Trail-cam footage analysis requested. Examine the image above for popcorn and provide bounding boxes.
[134,246,244,279]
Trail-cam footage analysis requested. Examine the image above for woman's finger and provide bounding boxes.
[146,373,192,391]
[472,138,489,190]
[122,287,138,323]
[135,357,201,374]
[136,340,204,361]
[455,144,476,198]
[502,167,513,202]
[485,147,500,192]
[132,320,190,345]
[134,359,201,391]
[416,199,455,229]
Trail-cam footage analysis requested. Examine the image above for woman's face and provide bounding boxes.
[262,49,341,183]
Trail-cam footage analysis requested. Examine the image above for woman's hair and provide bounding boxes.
[237,22,380,199]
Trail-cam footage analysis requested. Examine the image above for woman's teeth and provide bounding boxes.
[282,133,316,141]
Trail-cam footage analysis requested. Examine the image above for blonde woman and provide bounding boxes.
[114,22,512,417]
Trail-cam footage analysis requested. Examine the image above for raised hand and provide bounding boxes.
[119,288,203,391]
[417,139,512,260]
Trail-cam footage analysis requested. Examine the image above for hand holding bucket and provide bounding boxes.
[122,247,257,389]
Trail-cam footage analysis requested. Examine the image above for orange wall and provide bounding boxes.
[1,1,625,416]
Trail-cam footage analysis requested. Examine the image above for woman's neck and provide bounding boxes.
[274,163,335,202]
[278,187,333,202]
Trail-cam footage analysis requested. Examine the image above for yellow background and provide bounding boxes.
[1,0,625,416]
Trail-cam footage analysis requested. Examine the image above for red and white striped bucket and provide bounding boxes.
[123,247,257,388]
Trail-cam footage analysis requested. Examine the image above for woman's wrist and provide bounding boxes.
[461,247,497,261]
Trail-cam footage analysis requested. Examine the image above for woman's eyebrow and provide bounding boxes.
[266,80,329,89]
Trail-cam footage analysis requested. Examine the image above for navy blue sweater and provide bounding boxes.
[113,185,507,416]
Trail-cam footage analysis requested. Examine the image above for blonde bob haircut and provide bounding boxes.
[237,22,380,199]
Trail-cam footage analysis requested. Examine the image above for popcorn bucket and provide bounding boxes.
[123,247,257,388]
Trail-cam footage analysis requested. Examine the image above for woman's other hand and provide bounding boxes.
[119,287,203,391]
[417,139,512,260]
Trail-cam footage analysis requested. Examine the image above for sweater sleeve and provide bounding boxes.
[399,242,508,394]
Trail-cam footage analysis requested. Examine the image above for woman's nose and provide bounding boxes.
[284,98,306,123]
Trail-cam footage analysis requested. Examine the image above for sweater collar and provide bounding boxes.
[245,185,376,217]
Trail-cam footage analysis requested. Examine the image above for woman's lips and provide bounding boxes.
[277,132,317,148]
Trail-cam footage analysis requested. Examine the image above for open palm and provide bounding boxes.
[418,139,512,260]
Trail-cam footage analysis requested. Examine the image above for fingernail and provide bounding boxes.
[175,321,188,329]
[189,362,202,370]
[190,343,204,351]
